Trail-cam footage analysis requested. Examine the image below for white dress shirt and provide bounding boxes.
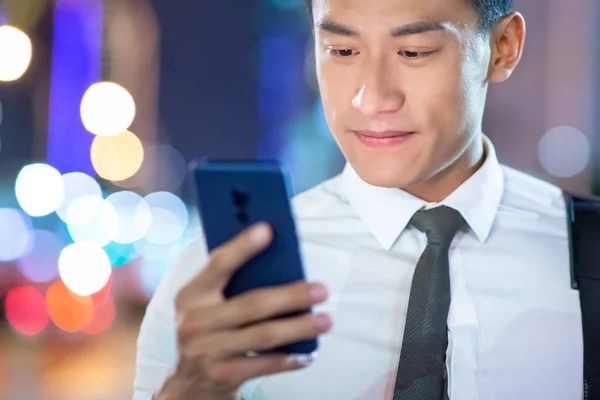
[134,137,583,400]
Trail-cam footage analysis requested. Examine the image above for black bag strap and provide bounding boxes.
[565,192,600,400]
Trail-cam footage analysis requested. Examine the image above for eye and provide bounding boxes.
[328,48,358,57]
[399,50,432,59]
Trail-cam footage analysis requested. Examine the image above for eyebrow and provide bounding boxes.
[315,19,447,38]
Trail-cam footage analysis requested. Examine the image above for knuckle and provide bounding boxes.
[290,315,317,340]
[206,363,236,387]
[208,246,227,266]
[295,282,314,304]
[305,315,321,336]
[176,315,195,344]
[181,337,211,361]
[259,325,281,347]
[245,291,269,313]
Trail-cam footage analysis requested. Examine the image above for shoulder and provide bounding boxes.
[499,164,567,235]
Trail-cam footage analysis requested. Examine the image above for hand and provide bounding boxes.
[157,223,332,400]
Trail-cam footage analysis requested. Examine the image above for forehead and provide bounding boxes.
[312,0,478,28]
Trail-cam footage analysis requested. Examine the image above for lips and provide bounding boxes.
[354,130,415,147]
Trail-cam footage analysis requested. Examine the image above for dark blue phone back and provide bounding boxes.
[192,160,317,355]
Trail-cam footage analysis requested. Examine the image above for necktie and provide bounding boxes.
[392,206,467,400]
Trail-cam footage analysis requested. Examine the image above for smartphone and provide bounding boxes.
[191,159,317,356]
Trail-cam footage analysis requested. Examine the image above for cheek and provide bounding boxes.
[316,59,354,131]
[409,58,466,134]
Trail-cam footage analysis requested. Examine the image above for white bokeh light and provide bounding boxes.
[56,172,103,224]
[134,239,183,261]
[538,126,591,178]
[58,243,112,296]
[0,25,33,82]
[144,192,189,244]
[106,191,152,244]
[66,196,119,247]
[15,163,65,217]
[80,82,136,137]
[0,208,32,261]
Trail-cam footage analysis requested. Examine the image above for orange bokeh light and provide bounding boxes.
[46,281,94,332]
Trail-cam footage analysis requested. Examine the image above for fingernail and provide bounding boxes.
[314,313,332,331]
[250,223,270,244]
[286,352,318,367]
[309,283,327,302]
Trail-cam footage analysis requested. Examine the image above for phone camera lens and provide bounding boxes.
[232,189,250,207]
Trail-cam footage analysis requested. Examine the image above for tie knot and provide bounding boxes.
[410,206,466,246]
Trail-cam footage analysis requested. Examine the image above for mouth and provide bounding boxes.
[353,130,416,147]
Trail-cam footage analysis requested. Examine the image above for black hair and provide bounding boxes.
[303,0,512,31]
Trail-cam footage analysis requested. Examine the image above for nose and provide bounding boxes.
[352,58,404,117]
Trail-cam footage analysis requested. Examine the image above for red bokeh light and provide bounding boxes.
[91,274,112,306]
[5,286,49,336]
[82,296,116,335]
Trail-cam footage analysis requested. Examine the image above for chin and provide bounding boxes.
[350,159,419,189]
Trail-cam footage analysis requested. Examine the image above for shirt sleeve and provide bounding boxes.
[133,239,209,399]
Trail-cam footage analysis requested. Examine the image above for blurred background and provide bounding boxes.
[0,0,598,399]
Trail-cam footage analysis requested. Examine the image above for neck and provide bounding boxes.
[403,136,486,203]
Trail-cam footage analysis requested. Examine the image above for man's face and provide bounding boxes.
[313,0,493,188]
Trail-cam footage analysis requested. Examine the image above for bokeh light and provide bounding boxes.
[58,243,112,296]
[82,296,115,335]
[46,280,94,332]
[0,208,31,261]
[80,82,136,137]
[91,130,144,182]
[17,230,62,283]
[15,163,65,217]
[134,239,181,262]
[0,25,32,82]
[5,286,49,336]
[144,192,188,244]
[91,274,112,305]
[106,191,152,244]
[56,172,103,224]
[82,275,115,335]
[103,241,138,267]
[538,126,591,178]
[66,196,119,246]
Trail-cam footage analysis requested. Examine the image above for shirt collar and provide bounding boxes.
[341,136,504,250]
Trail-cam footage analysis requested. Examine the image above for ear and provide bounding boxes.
[487,12,526,83]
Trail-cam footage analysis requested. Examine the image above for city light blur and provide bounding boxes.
[0,25,32,82]
[0,0,598,399]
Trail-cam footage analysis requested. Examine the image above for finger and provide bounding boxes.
[203,222,273,286]
[199,312,332,357]
[183,281,328,334]
[176,223,272,307]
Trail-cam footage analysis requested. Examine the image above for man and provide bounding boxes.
[134,0,584,399]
